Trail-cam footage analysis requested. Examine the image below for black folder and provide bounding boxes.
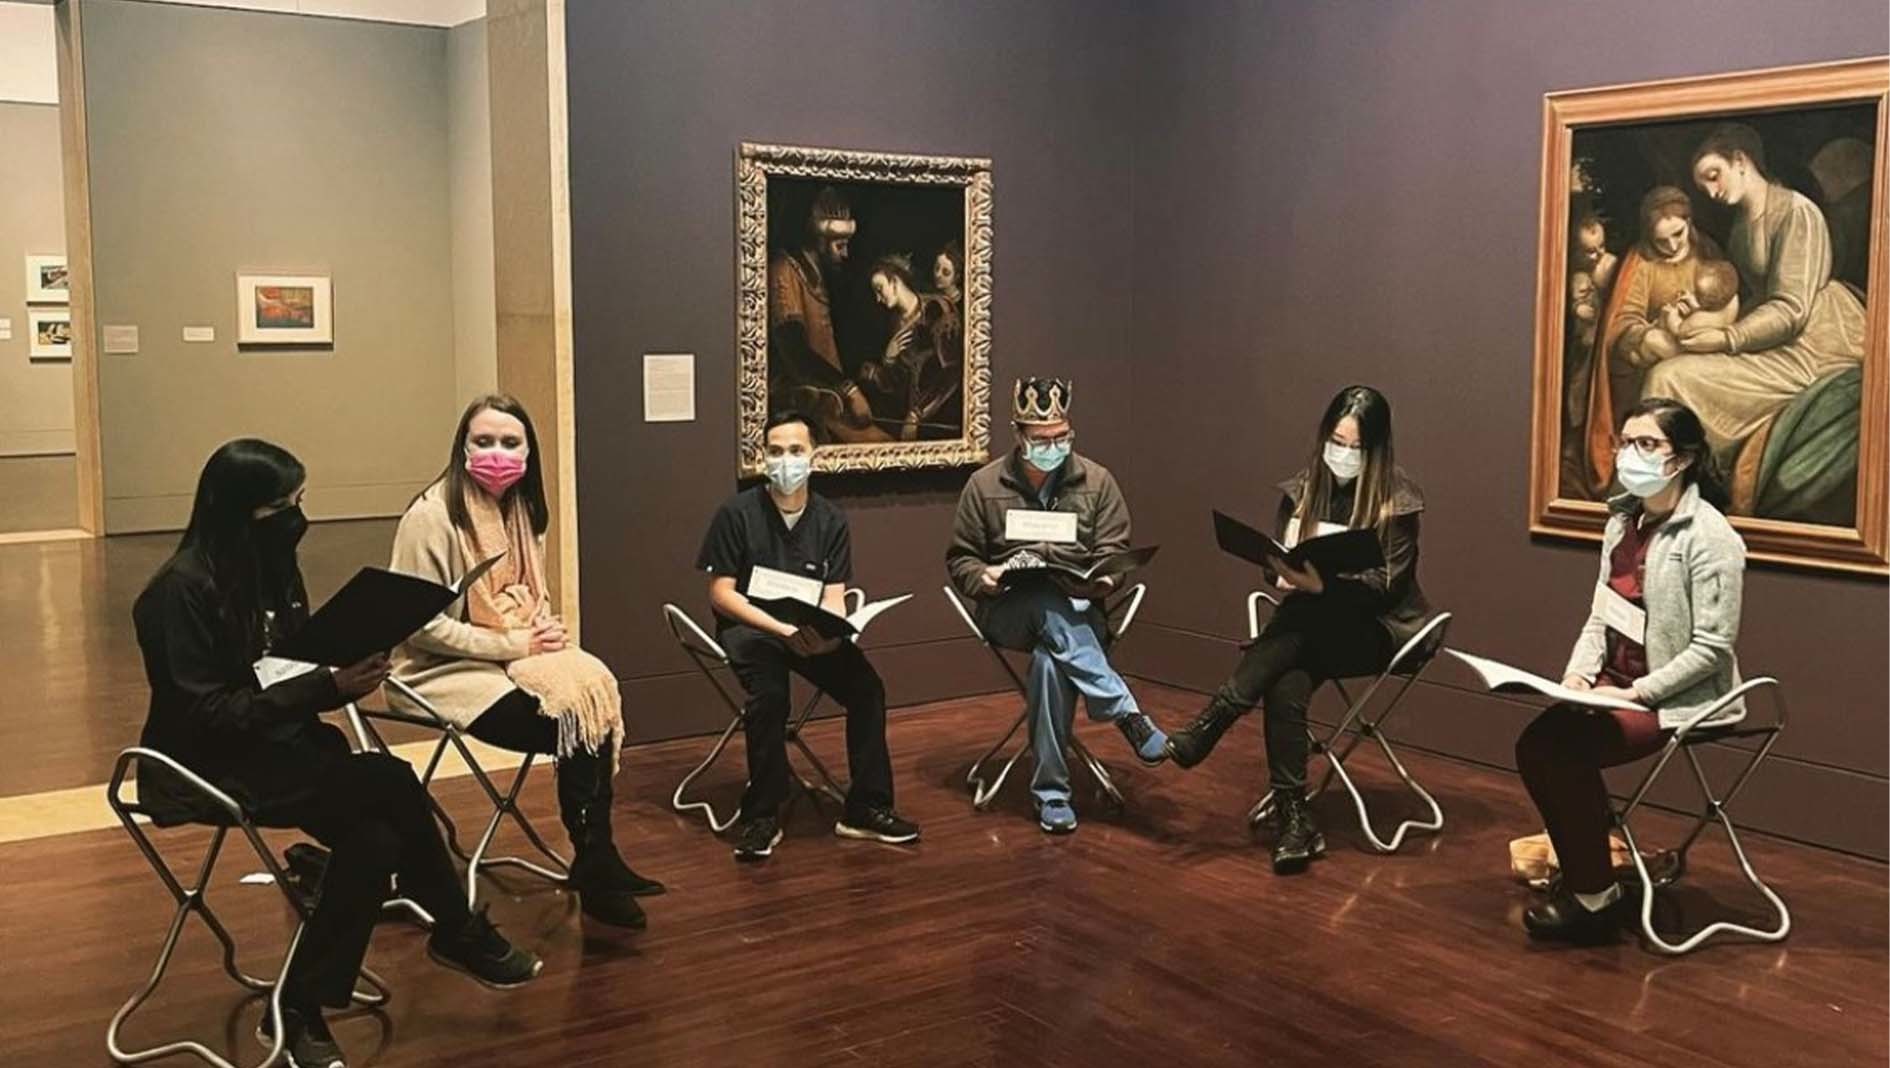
[271,554,503,667]
[997,545,1161,590]
[747,597,860,641]
[1212,510,1382,574]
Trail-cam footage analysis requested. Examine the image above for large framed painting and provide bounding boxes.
[1530,58,1890,575]
[735,142,991,477]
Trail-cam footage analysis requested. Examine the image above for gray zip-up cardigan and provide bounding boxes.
[1562,483,1746,731]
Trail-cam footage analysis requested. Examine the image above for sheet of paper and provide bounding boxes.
[747,564,823,605]
[1593,586,1647,644]
[102,324,139,354]
[0,318,11,340]
[847,592,913,633]
[643,352,695,423]
[182,326,215,343]
[1282,518,1348,549]
[253,655,324,690]
[1444,648,1646,711]
[1004,509,1079,544]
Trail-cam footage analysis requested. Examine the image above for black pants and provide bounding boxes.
[263,748,471,1010]
[1215,594,1393,790]
[720,625,893,820]
[465,689,614,853]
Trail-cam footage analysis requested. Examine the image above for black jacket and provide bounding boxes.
[132,548,350,825]
[1274,467,1432,649]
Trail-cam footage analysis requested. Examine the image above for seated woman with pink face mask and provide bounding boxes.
[388,394,663,930]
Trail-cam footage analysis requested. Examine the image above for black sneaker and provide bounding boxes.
[732,816,782,862]
[257,1005,346,1068]
[426,906,543,989]
[835,808,920,845]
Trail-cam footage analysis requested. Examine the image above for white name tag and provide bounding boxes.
[254,656,323,690]
[1004,509,1079,544]
[747,564,824,606]
[1593,586,1647,644]
[1281,518,1347,549]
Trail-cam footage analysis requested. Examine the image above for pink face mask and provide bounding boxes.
[466,448,527,497]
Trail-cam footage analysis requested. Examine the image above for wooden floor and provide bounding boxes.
[4,686,1885,1067]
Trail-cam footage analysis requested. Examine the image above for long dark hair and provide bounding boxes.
[176,439,306,656]
[432,393,549,536]
[1297,385,1399,535]
[1623,397,1731,510]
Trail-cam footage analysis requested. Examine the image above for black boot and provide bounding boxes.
[1164,696,1246,769]
[1270,791,1325,875]
[558,754,658,929]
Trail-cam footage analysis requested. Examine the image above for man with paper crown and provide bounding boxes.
[946,377,1169,834]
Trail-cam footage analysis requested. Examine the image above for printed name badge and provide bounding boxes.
[747,564,824,606]
[1593,586,1648,645]
[1004,509,1079,544]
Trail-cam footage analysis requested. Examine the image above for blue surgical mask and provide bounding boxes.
[1615,447,1676,498]
[766,454,811,495]
[1323,441,1363,483]
[1024,440,1071,473]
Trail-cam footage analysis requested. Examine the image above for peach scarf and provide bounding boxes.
[457,486,622,765]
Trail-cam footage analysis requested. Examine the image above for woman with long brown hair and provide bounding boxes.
[388,394,663,930]
[1165,385,1431,874]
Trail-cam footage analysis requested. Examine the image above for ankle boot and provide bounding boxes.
[1270,791,1325,875]
[1164,696,1246,768]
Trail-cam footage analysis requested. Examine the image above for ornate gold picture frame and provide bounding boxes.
[1530,58,1890,575]
[736,142,992,477]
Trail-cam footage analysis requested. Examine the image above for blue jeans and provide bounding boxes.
[979,585,1139,808]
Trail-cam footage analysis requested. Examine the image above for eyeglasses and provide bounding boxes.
[1022,431,1075,449]
[1614,434,1672,457]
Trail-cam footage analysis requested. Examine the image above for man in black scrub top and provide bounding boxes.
[696,410,920,861]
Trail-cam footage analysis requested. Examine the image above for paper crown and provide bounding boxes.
[1013,377,1073,425]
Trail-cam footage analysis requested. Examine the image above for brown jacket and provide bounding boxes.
[1274,467,1432,649]
[947,451,1131,605]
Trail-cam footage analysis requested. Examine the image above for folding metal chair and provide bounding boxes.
[662,589,870,833]
[1611,675,1791,954]
[1244,589,1453,853]
[106,748,390,1068]
[348,679,568,910]
[941,582,1147,811]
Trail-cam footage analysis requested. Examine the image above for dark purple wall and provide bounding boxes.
[564,1,1141,740]
[1120,0,1889,857]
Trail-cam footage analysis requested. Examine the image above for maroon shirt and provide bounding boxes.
[1601,516,1662,687]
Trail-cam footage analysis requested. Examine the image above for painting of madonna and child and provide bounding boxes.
[1541,67,1887,566]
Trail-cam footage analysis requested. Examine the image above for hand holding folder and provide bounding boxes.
[271,554,504,667]
[1212,510,1383,575]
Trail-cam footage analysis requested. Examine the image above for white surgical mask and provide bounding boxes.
[1323,441,1363,483]
[1615,447,1676,499]
[766,454,811,495]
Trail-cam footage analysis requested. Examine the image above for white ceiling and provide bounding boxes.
[126,0,484,27]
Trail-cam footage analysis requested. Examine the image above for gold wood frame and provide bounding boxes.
[735,142,992,477]
[1529,57,1890,576]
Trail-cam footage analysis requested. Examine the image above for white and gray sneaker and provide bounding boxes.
[835,808,920,845]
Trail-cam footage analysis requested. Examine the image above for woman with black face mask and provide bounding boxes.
[132,439,541,1068]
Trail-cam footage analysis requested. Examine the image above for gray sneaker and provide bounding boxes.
[427,906,543,989]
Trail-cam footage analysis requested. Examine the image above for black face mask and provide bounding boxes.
[254,504,308,561]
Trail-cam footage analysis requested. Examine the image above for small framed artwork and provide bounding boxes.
[28,310,72,360]
[25,254,68,304]
[235,273,333,345]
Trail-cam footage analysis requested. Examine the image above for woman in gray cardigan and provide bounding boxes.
[1515,397,1746,945]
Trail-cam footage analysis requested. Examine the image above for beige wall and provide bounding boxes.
[83,0,464,532]
[0,101,74,459]
[448,18,498,408]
